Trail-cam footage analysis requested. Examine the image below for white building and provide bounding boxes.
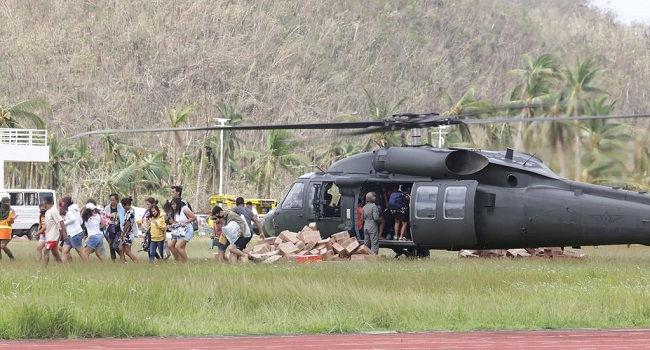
[0,128,49,190]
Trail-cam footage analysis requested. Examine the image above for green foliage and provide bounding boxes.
[0,99,50,129]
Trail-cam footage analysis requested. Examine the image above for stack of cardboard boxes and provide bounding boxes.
[248,225,378,263]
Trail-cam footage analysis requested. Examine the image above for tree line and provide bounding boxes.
[2,53,649,210]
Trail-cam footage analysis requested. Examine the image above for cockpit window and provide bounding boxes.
[281,182,305,209]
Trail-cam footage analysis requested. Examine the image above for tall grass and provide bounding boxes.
[2,238,650,339]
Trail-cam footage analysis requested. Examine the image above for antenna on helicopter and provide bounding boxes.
[522,153,537,167]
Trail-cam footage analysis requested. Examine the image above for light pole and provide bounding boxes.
[215,118,229,194]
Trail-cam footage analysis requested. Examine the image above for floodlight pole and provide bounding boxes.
[437,126,449,148]
[215,118,230,195]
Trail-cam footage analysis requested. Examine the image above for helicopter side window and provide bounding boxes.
[443,186,467,219]
[415,186,438,219]
[282,182,305,210]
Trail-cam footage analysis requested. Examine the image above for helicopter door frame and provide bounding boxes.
[410,180,478,248]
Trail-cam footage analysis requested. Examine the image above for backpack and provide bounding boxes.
[388,191,404,210]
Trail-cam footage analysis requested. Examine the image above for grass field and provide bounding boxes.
[1,237,650,339]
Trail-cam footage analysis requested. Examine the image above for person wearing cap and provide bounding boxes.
[81,202,106,262]
[362,192,380,255]
[0,196,16,260]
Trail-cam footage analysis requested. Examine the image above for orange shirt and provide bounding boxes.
[0,210,15,240]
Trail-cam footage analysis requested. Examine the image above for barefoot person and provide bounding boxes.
[42,196,68,266]
[0,197,16,261]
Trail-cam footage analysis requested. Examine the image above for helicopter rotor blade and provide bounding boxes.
[462,113,650,125]
[70,121,387,139]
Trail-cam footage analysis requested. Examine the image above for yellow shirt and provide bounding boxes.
[147,213,167,242]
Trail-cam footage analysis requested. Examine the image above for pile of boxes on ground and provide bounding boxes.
[459,247,585,258]
[248,224,379,263]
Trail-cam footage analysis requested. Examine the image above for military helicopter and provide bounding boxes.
[73,110,650,257]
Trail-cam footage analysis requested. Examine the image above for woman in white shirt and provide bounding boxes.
[169,197,196,263]
[61,197,87,262]
[82,202,106,262]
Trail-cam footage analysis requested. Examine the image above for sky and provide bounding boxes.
[589,0,650,25]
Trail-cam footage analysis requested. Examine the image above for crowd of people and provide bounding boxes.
[0,186,265,266]
[359,184,412,255]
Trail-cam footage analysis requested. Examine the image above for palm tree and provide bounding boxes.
[121,146,171,203]
[563,57,607,181]
[314,141,363,170]
[165,105,198,184]
[579,118,631,182]
[240,130,307,198]
[362,90,410,150]
[439,87,494,148]
[631,121,650,190]
[0,99,50,129]
[197,102,244,196]
[48,133,73,190]
[507,53,563,150]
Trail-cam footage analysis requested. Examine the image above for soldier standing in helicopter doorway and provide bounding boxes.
[362,192,380,254]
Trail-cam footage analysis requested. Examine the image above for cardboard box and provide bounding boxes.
[278,242,299,255]
[331,231,350,242]
[252,244,271,254]
[279,230,299,244]
[296,254,323,263]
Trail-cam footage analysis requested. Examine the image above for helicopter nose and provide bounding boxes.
[263,209,276,237]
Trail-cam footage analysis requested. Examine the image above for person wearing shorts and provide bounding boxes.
[61,197,87,262]
[81,203,106,262]
[118,197,138,263]
[211,206,248,264]
[209,211,227,263]
[169,197,196,263]
[0,197,16,261]
[42,196,68,266]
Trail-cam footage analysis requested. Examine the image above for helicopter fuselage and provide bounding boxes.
[263,146,650,251]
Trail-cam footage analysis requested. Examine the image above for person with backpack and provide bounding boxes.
[389,185,409,241]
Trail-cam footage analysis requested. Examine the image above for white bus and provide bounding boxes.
[0,189,56,240]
